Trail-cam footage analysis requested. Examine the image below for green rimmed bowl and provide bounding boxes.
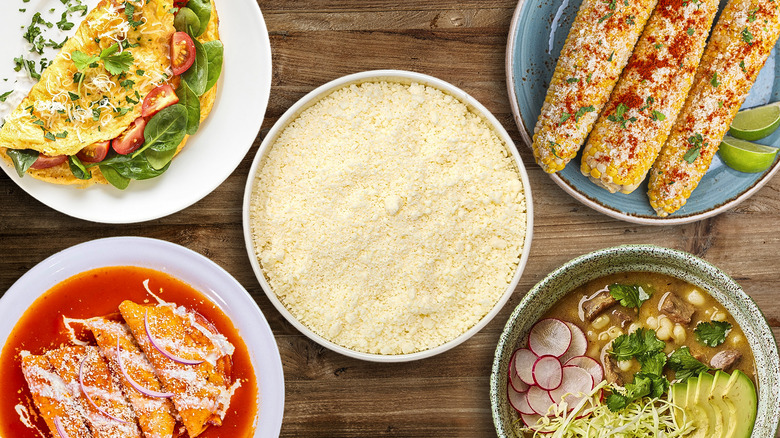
[490,245,780,437]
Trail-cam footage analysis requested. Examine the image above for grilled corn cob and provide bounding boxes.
[531,0,658,173]
[647,0,780,216]
[580,0,720,194]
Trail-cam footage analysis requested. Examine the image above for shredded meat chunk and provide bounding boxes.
[611,309,634,329]
[710,349,742,372]
[603,356,624,386]
[582,291,618,320]
[659,293,694,325]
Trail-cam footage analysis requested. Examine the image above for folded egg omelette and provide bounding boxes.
[0,0,221,187]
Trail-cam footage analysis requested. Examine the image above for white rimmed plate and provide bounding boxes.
[0,236,284,437]
[0,0,272,224]
[242,69,534,362]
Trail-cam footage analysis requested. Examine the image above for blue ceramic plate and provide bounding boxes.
[506,0,780,224]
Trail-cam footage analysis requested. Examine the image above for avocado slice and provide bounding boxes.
[686,376,709,438]
[711,370,737,438]
[671,380,688,428]
[694,372,723,437]
[723,370,757,438]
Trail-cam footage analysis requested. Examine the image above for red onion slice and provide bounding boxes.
[53,417,70,438]
[144,309,204,365]
[116,340,174,398]
[79,357,130,424]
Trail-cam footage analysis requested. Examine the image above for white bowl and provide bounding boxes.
[242,69,534,362]
[0,237,285,437]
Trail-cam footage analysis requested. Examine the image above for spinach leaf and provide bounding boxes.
[174,7,200,36]
[668,346,710,383]
[608,283,652,310]
[176,81,200,135]
[6,149,39,177]
[202,40,223,93]
[694,321,732,347]
[187,0,212,37]
[183,38,208,96]
[145,147,178,170]
[99,164,130,190]
[134,104,187,157]
[99,153,170,181]
[68,155,91,180]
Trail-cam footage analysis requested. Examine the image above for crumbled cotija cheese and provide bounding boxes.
[250,81,527,355]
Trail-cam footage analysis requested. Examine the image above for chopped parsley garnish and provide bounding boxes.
[574,105,595,122]
[124,2,145,28]
[651,110,666,121]
[566,77,579,83]
[68,91,80,101]
[740,60,747,73]
[120,79,136,89]
[0,91,12,102]
[586,73,592,83]
[598,12,614,23]
[607,51,615,62]
[607,102,637,128]
[626,15,635,25]
[749,7,759,22]
[742,27,754,45]
[559,112,572,125]
[710,72,720,88]
[687,27,695,36]
[668,347,710,383]
[608,283,652,309]
[694,321,732,347]
[683,133,705,163]
[548,141,562,159]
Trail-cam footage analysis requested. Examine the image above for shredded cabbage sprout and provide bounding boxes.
[522,381,695,437]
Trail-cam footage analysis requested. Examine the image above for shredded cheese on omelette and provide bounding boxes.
[0,0,175,157]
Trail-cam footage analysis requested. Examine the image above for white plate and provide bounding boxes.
[243,70,534,362]
[0,0,272,224]
[0,236,285,437]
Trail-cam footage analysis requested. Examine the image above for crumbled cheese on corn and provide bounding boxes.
[249,81,527,355]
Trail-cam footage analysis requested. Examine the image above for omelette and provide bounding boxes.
[0,0,222,188]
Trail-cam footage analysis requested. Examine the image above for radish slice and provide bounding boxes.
[528,319,572,358]
[513,348,538,386]
[549,365,595,411]
[508,350,530,392]
[144,310,204,365]
[520,412,545,431]
[526,385,555,416]
[532,355,563,391]
[564,355,604,385]
[53,417,70,438]
[507,385,535,415]
[559,322,588,363]
[116,340,174,398]
[79,358,129,424]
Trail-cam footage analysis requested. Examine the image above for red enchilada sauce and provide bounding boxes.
[0,266,258,438]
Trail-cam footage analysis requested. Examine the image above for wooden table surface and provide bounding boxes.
[1,1,779,437]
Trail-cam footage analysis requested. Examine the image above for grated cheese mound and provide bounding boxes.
[250,81,528,355]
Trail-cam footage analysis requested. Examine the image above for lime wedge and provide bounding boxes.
[718,136,779,173]
[729,102,780,141]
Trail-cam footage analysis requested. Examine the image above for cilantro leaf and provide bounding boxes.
[668,346,710,383]
[606,372,669,411]
[609,328,665,361]
[102,50,134,75]
[72,50,99,71]
[694,321,732,347]
[608,283,652,310]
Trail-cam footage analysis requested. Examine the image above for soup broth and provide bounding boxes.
[542,272,756,385]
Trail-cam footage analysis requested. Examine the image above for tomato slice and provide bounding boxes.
[76,140,110,163]
[112,117,147,155]
[30,154,67,170]
[171,31,196,76]
[141,84,179,118]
